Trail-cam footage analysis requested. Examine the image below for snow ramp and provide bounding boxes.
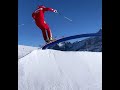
[18,49,102,90]
[18,45,38,59]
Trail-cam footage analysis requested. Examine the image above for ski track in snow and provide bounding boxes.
[18,48,102,90]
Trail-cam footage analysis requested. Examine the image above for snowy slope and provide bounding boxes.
[18,49,102,90]
[18,45,38,59]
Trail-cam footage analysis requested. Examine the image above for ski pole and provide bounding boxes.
[18,20,35,27]
[57,12,72,22]
[18,24,25,27]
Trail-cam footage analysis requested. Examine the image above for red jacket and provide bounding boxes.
[32,6,55,27]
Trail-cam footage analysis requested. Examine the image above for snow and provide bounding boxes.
[18,45,38,59]
[57,43,64,47]
[18,47,102,90]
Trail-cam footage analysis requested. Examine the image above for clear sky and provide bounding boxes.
[18,0,102,47]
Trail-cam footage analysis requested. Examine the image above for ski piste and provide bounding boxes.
[42,32,102,49]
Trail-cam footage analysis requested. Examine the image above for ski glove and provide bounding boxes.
[54,10,58,13]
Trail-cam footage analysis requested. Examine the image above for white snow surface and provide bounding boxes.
[18,45,38,59]
[18,47,102,90]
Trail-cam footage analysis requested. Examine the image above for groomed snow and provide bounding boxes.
[18,45,38,59]
[18,49,102,90]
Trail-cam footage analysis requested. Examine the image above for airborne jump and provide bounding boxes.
[32,5,58,43]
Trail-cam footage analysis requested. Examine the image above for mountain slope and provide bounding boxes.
[18,49,102,90]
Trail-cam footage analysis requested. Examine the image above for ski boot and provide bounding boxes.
[49,37,56,42]
[45,39,51,44]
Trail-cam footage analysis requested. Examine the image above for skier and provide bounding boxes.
[32,5,58,43]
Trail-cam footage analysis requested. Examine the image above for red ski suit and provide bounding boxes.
[32,6,55,41]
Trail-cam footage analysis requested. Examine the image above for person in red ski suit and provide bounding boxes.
[32,5,58,43]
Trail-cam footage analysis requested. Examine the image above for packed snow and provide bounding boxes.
[18,45,38,59]
[18,46,102,90]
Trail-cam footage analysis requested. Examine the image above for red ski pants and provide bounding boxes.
[38,24,52,41]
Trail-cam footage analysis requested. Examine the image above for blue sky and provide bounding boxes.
[18,0,102,47]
